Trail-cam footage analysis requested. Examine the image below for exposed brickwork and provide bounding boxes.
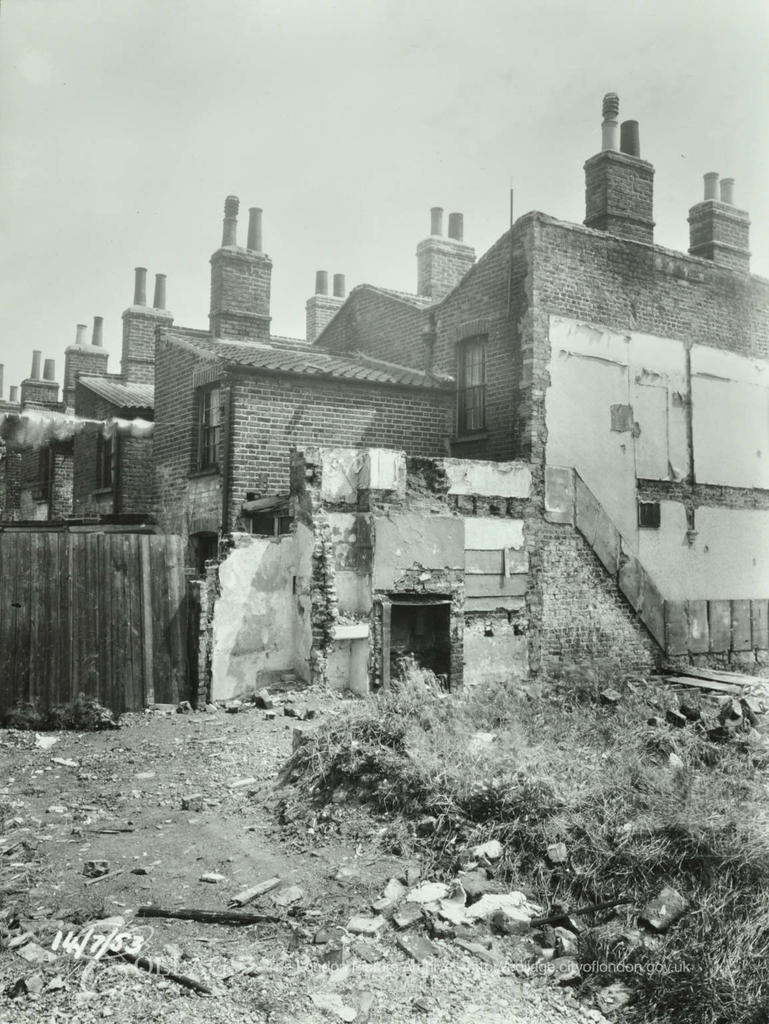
[209,248,272,342]
[637,479,769,511]
[306,294,344,343]
[19,379,61,408]
[688,200,751,272]
[416,236,475,301]
[121,307,173,385]
[50,448,73,519]
[584,151,655,244]
[316,286,426,366]
[63,345,110,408]
[536,519,660,672]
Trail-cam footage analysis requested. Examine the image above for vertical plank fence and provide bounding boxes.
[0,527,188,715]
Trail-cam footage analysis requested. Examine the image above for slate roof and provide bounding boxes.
[78,377,154,409]
[363,285,432,309]
[170,332,451,390]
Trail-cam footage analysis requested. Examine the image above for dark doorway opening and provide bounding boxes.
[190,531,218,575]
[389,598,451,687]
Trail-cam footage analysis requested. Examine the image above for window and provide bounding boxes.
[198,386,222,470]
[457,337,486,434]
[35,446,53,501]
[638,501,661,529]
[97,433,115,490]
[249,513,292,537]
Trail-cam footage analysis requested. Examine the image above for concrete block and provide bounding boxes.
[751,600,769,651]
[574,475,601,547]
[639,574,665,649]
[731,600,752,652]
[465,575,528,599]
[665,601,688,656]
[618,543,643,611]
[444,459,531,498]
[686,600,709,654]
[464,517,524,551]
[504,548,529,575]
[465,595,525,613]
[465,549,505,574]
[544,466,575,524]
[708,601,731,653]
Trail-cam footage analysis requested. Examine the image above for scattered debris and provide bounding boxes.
[230,876,281,906]
[351,939,384,963]
[639,886,689,932]
[137,905,280,925]
[466,892,539,922]
[310,991,356,1022]
[82,860,109,878]
[113,949,212,995]
[600,689,622,706]
[405,881,449,904]
[396,933,439,962]
[596,981,633,1014]
[181,794,204,811]
[455,937,502,966]
[273,884,304,906]
[347,915,387,936]
[34,734,59,750]
[199,872,227,884]
[546,842,568,865]
[393,904,423,929]
[472,839,503,861]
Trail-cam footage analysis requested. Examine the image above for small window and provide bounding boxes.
[198,386,222,470]
[249,513,292,537]
[457,336,486,434]
[35,447,53,500]
[97,433,116,490]
[638,501,661,529]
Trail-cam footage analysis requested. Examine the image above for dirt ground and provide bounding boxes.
[0,690,611,1024]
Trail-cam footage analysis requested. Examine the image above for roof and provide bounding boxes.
[269,335,311,351]
[168,332,451,390]
[78,377,154,410]
[362,285,432,309]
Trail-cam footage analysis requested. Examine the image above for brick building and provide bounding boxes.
[152,198,454,569]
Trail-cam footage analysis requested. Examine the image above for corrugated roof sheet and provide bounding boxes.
[172,333,450,390]
[78,377,154,409]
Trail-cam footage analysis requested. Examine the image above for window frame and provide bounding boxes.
[96,431,116,491]
[456,335,487,436]
[638,501,661,529]
[197,385,223,472]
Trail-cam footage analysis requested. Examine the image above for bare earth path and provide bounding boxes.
[0,693,610,1024]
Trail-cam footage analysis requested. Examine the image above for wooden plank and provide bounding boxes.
[751,600,769,651]
[661,664,752,688]
[149,535,172,703]
[731,600,752,652]
[664,601,688,657]
[0,534,13,712]
[140,535,155,706]
[28,535,47,707]
[53,532,69,707]
[708,600,732,653]
[70,533,88,703]
[109,534,128,714]
[165,536,185,705]
[86,532,101,699]
[14,533,32,703]
[125,533,143,711]
[465,574,528,598]
[655,674,743,695]
[98,532,112,710]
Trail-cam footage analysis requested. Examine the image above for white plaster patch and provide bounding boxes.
[691,345,769,387]
[692,377,769,489]
[464,517,524,551]
[359,448,406,493]
[320,449,365,503]
[444,459,531,498]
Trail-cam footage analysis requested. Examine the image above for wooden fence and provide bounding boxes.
[0,527,189,715]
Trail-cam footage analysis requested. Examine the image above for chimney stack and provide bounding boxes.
[75,323,88,346]
[448,212,464,241]
[417,207,475,301]
[222,195,239,247]
[43,358,56,382]
[92,316,104,347]
[247,207,263,253]
[584,93,654,244]
[133,267,147,306]
[21,350,59,408]
[9,386,18,404]
[306,269,346,343]
[152,273,167,310]
[31,350,42,380]
[688,172,750,272]
[210,195,272,342]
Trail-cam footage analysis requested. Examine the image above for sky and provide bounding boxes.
[1,0,768,396]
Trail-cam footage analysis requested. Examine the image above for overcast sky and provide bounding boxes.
[1,0,767,396]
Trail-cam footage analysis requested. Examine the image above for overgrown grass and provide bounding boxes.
[283,659,769,1024]
[2,693,119,731]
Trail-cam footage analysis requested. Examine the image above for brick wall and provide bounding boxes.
[416,237,475,301]
[209,249,272,342]
[1,449,22,520]
[63,346,110,407]
[121,307,173,385]
[688,200,750,272]
[316,287,426,367]
[51,448,73,519]
[227,373,453,530]
[584,151,655,244]
[306,294,344,343]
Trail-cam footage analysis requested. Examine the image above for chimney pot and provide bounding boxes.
[9,385,18,403]
[75,323,88,346]
[720,177,735,205]
[43,358,56,382]
[601,92,620,151]
[703,172,720,201]
[92,316,104,347]
[153,273,167,309]
[430,207,444,236]
[31,350,42,380]
[133,267,147,306]
[247,207,263,252]
[222,195,239,246]
[620,120,640,157]
[332,273,346,299]
[448,212,464,241]
[315,270,328,295]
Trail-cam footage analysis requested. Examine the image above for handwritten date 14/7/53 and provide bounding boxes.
[51,927,148,961]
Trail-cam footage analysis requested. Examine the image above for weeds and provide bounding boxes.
[3,693,119,731]
[283,660,769,1024]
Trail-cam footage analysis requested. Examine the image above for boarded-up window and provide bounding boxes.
[457,337,486,434]
[97,433,116,490]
